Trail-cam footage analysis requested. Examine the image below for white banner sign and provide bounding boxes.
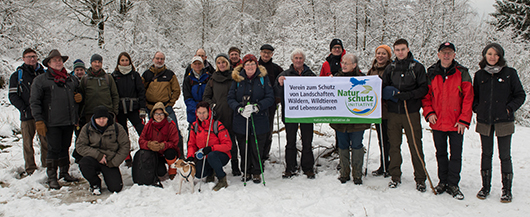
[284,76,382,123]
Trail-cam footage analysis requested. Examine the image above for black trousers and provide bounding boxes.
[375,119,390,172]
[155,148,178,176]
[433,130,463,186]
[79,156,123,193]
[117,110,144,136]
[236,133,267,175]
[284,123,314,173]
[46,125,74,160]
[480,125,513,173]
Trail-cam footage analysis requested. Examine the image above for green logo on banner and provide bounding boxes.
[337,77,378,116]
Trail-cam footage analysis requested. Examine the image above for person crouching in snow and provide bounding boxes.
[138,102,180,180]
[329,53,370,184]
[186,101,232,191]
[76,106,130,195]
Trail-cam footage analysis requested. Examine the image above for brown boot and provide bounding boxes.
[213,176,228,191]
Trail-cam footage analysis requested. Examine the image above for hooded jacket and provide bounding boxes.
[422,60,473,131]
[138,102,180,156]
[382,52,428,114]
[112,69,146,114]
[142,65,181,110]
[75,115,130,168]
[203,69,234,133]
[183,68,210,123]
[227,65,274,135]
[320,49,346,76]
[80,68,120,116]
[187,109,232,159]
[9,63,46,121]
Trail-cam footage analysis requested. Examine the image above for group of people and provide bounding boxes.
[8,38,524,203]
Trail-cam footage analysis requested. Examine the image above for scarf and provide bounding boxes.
[484,65,503,74]
[50,68,68,85]
[149,65,167,75]
[118,65,132,75]
[143,118,170,142]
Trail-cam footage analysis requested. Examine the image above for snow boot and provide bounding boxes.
[46,159,61,190]
[435,182,447,194]
[477,170,491,199]
[446,185,465,200]
[206,171,216,183]
[501,173,513,203]
[304,171,316,179]
[282,170,297,179]
[90,185,102,196]
[351,148,364,185]
[338,148,351,183]
[58,157,78,182]
[166,157,177,180]
[388,179,400,188]
[252,174,261,184]
[416,182,426,192]
[213,176,228,191]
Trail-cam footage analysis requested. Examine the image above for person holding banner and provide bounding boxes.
[227,54,274,184]
[382,39,429,191]
[329,53,371,184]
[275,49,317,179]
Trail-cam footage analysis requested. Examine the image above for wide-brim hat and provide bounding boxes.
[43,49,68,67]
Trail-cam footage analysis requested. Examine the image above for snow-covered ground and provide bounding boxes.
[0,87,528,217]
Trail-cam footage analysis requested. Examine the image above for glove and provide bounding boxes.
[147,141,161,152]
[203,146,212,155]
[382,86,400,103]
[35,121,47,136]
[250,104,259,114]
[139,108,147,118]
[394,92,414,101]
[185,156,195,162]
[125,160,133,168]
[74,92,83,103]
[239,106,252,119]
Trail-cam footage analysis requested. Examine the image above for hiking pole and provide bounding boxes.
[243,114,249,187]
[378,123,387,175]
[276,105,281,165]
[251,114,266,186]
[364,124,373,177]
[403,100,436,195]
[198,110,214,193]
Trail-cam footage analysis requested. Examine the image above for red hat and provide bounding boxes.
[242,54,258,65]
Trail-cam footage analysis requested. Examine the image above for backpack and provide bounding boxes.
[132,149,163,187]
[82,73,113,94]
[390,61,417,80]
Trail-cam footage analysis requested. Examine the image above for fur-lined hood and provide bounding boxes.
[231,65,268,82]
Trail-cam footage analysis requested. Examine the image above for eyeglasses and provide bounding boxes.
[261,51,273,55]
[244,62,256,67]
[153,113,165,117]
[332,46,342,50]
[24,55,37,59]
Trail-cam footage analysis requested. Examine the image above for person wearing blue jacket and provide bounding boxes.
[183,56,210,124]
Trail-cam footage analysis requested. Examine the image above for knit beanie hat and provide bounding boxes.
[93,105,109,119]
[242,54,258,65]
[376,45,392,57]
[215,53,229,62]
[482,43,504,59]
[329,39,343,51]
[90,54,103,63]
[73,59,86,70]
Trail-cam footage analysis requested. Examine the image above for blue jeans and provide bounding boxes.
[336,130,365,150]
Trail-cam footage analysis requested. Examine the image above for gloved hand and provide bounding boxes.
[139,108,147,118]
[74,93,83,103]
[394,92,414,101]
[239,106,252,119]
[203,146,212,155]
[35,121,47,136]
[125,160,133,168]
[185,156,195,162]
[250,104,259,114]
[148,141,161,152]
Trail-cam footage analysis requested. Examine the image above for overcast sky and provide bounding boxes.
[469,0,496,17]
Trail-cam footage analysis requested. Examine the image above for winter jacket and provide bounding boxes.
[75,116,130,168]
[183,68,210,123]
[30,69,80,127]
[320,49,346,76]
[9,63,46,121]
[187,109,232,159]
[382,52,428,114]
[203,69,234,133]
[139,102,180,156]
[184,59,215,81]
[227,65,274,135]
[472,66,526,125]
[329,69,371,132]
[422,60,474,131]
[111,70,146,114]
[367,60,390,119]
[80,68,120,116]
[259,58,284,102]
[142,65,181,110]
[274,64,316,122]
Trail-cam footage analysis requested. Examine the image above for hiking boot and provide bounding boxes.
[46,159,61,190]
[372,168,385,176]
[388,179,400,188]
[501,173,513,203]
[304,171,316,179]
[501,189,512,203]
[213,176,228,191]
[416,182,426,192]
[282,171,297,179]
[435,182,447,194]
[338,176,350,184]
[241,174,251,182]
[205,172,215,183]
[252,174,261,184]
[90,185,102,196]
[232,169,242,176]
[446,185,464,200]
[353,178,363,185]
[476,187,490,200]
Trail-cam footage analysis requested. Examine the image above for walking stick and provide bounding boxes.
[364,124,373,177]
[378,123,387,175]
[276,105,281,165]
[403,100,437,195]
[198,110,214,192]
[251,114,266,186]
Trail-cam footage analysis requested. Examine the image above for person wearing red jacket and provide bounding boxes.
[320,38,346,76]
[138,102,180,180]
[186,101,232,191]
[422,42,473,200]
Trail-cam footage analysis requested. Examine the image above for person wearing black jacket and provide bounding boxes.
[275,49,316,179]
[259,44,284,162]
[30,49,82,189]
[8,48,48,176]
[381,39,428,191]
[473,43,526,203]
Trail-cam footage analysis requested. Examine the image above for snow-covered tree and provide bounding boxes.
[490,0,530,40]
